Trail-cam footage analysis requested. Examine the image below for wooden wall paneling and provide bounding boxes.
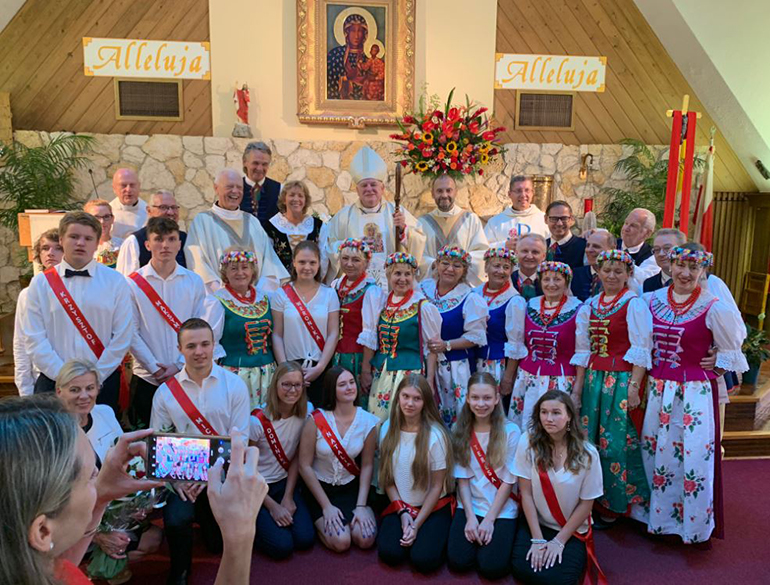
[0,91,11,145]
[711,192,754,302]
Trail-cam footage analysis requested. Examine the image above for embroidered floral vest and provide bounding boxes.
[337,283,372,354]
[218,295,274,368]
[371,301,422,372]
[519,303,579,377]
[589,298,633,372]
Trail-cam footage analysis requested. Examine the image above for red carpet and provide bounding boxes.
[124,459,770,584]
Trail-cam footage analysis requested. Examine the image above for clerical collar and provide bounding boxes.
[212,203,243,221]
[357,201,383,214]
[623,241,644,254]
[114,199,139,211]
[432,205,461,218]
[555,232,573,246]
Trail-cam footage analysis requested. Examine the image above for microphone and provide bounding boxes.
[88,168,99,199]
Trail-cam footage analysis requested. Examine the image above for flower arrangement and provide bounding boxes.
[390,89,506,179]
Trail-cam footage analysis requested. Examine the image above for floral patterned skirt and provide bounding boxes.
[223,362,276,411]
[436,358,472,428]
[581,369,650,515]
[508,370,575,433]
[476,358,506,385]
[638,377,718,543]
[333,352,367,409]
[369,366,422,421]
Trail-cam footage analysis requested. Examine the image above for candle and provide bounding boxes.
[584,198,594,214]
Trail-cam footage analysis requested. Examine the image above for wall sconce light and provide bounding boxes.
[579,153,594,180]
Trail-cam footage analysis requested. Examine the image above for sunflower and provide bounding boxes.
[422,132,434,144]
[479,143,490,154]
[446,141,458,153]
[415,161,429,172]
[480,153,489,164]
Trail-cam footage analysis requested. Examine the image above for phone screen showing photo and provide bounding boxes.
[147,434,231,483]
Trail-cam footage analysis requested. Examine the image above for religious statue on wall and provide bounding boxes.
[232,81,253,137]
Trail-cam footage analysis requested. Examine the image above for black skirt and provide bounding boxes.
[306,478,360,525]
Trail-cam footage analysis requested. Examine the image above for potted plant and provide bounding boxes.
[741,322,770,388]
[0,133,94,231]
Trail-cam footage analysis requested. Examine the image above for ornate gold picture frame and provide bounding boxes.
[297,0,415,128]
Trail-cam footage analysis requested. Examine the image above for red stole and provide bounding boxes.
[537,466,607,585]
[381,495,456,518]
[283,284,325,351]
[44,268,105,358]
[470,431,520,503]
[311,409,359,476]
[252,408,291,471]
[166,376,219,436]
[128,271,183,331]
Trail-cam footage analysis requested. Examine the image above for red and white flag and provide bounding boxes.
[693,131,715,251]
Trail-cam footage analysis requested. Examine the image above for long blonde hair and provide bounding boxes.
[265,361,307,420]
[452,372,507,469]
[528,390,591,474]
[0,395,81,585]
[378,374,453,492]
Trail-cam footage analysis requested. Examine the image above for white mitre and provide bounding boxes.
[350,146,387,184]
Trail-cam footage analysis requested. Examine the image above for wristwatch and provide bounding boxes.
[445,340,452,352]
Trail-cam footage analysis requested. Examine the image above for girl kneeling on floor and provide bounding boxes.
[448,372,522,580]
[511,391,606,585]
[299,366,378,552]
[378,373,454,573]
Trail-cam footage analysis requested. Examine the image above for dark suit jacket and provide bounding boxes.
[617,239,653,266]
[643,272,666,293]
[240,176,281,222]
[511,270,543,300]
[571,265,601,301]
[547,235,586,269]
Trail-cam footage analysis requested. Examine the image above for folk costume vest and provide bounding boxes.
[371,301,422,372]
[589,297,633,373]
[337,282,373,354]
[218,293,274,368]
[520,301,580,377]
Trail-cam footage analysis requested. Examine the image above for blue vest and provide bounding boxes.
[440,298,472,363]
[477,298,510,361]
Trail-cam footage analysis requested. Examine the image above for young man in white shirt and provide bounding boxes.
[126,217,207,428]
[109,168,148,240]
[22,211,134,413]
[484,176,550,248]
[150,317,250,584]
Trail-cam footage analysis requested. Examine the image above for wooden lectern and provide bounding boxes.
[18,210,66,274]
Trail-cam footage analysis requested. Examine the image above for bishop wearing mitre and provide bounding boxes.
[417,174,489,285]
[325,147,426,287]
[185,168,289,292]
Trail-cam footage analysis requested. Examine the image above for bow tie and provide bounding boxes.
[64,269,90,278]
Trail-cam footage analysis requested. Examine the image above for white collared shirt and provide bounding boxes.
[312,407,378,486]
[110,198,148,240]
[555,232,573,246]
[271,284,340,362]
[22,259,134,382]
[150,364,250,436]
[250,407,312,483]
[127,262,207,384]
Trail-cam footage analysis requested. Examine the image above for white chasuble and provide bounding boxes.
[418,206,489,286]
[185,205,289,293]
[484,205,550,247]
[325,201,426,288]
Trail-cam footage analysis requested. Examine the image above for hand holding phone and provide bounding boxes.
[146,433,232,484]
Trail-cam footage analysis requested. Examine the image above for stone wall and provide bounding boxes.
[0,131,665,312]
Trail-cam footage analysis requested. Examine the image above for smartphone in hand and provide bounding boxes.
[146,433,232,484]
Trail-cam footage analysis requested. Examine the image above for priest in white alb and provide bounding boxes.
[109,168,148,240]
[418,174,489,285]
[325,146,426,287]
[484,174,550,249]
[185,168,289,292]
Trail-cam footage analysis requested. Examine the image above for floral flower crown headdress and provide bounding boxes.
[219,250,257,268]
[339,238,372,260]
[537,260,573,283]
[596,249,634,270]
[437,245,471,265]
[484,247,518,266]
[668,246,713,268]
[386,252,417,269]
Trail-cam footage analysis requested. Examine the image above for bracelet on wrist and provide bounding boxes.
[530,538,547,544]
[550,538,565,549]
[355,504,367,508]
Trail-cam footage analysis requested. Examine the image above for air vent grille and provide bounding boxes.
[115,79,182,120]
[516,92,574,130]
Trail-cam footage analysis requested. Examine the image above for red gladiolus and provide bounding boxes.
[482,131,496,140]
[422,120,435,132]
[469,121,480,133]
[471,107,488,118]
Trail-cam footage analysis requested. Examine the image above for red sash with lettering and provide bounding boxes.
[381,494,456,519]
[537,466,607,585]
[166,377,218,436]
[44,268,105,358]
[283,284,325,352]
[252,409,291,471]
[128,272,182,331]
[471,431,521,504]
[311,409,359,476]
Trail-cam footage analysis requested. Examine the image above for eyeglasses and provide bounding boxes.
[94,214,114,221]
[652,246,674,254]
[151,205,180,212]
[547,216,572,224]
[280,382,304,391]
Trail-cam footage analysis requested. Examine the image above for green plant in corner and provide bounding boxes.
[0,134,95,231]
[598,138,704,236]
[742,323,770,366]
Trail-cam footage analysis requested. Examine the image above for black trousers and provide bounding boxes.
[163,490,223,578]
[378,506,452,574]
[255,478,315,559]
[35,368,121,416]
[304,360,332,407]
[130,375,159,429]
[510,522,587,585]
[447,512,517,580]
